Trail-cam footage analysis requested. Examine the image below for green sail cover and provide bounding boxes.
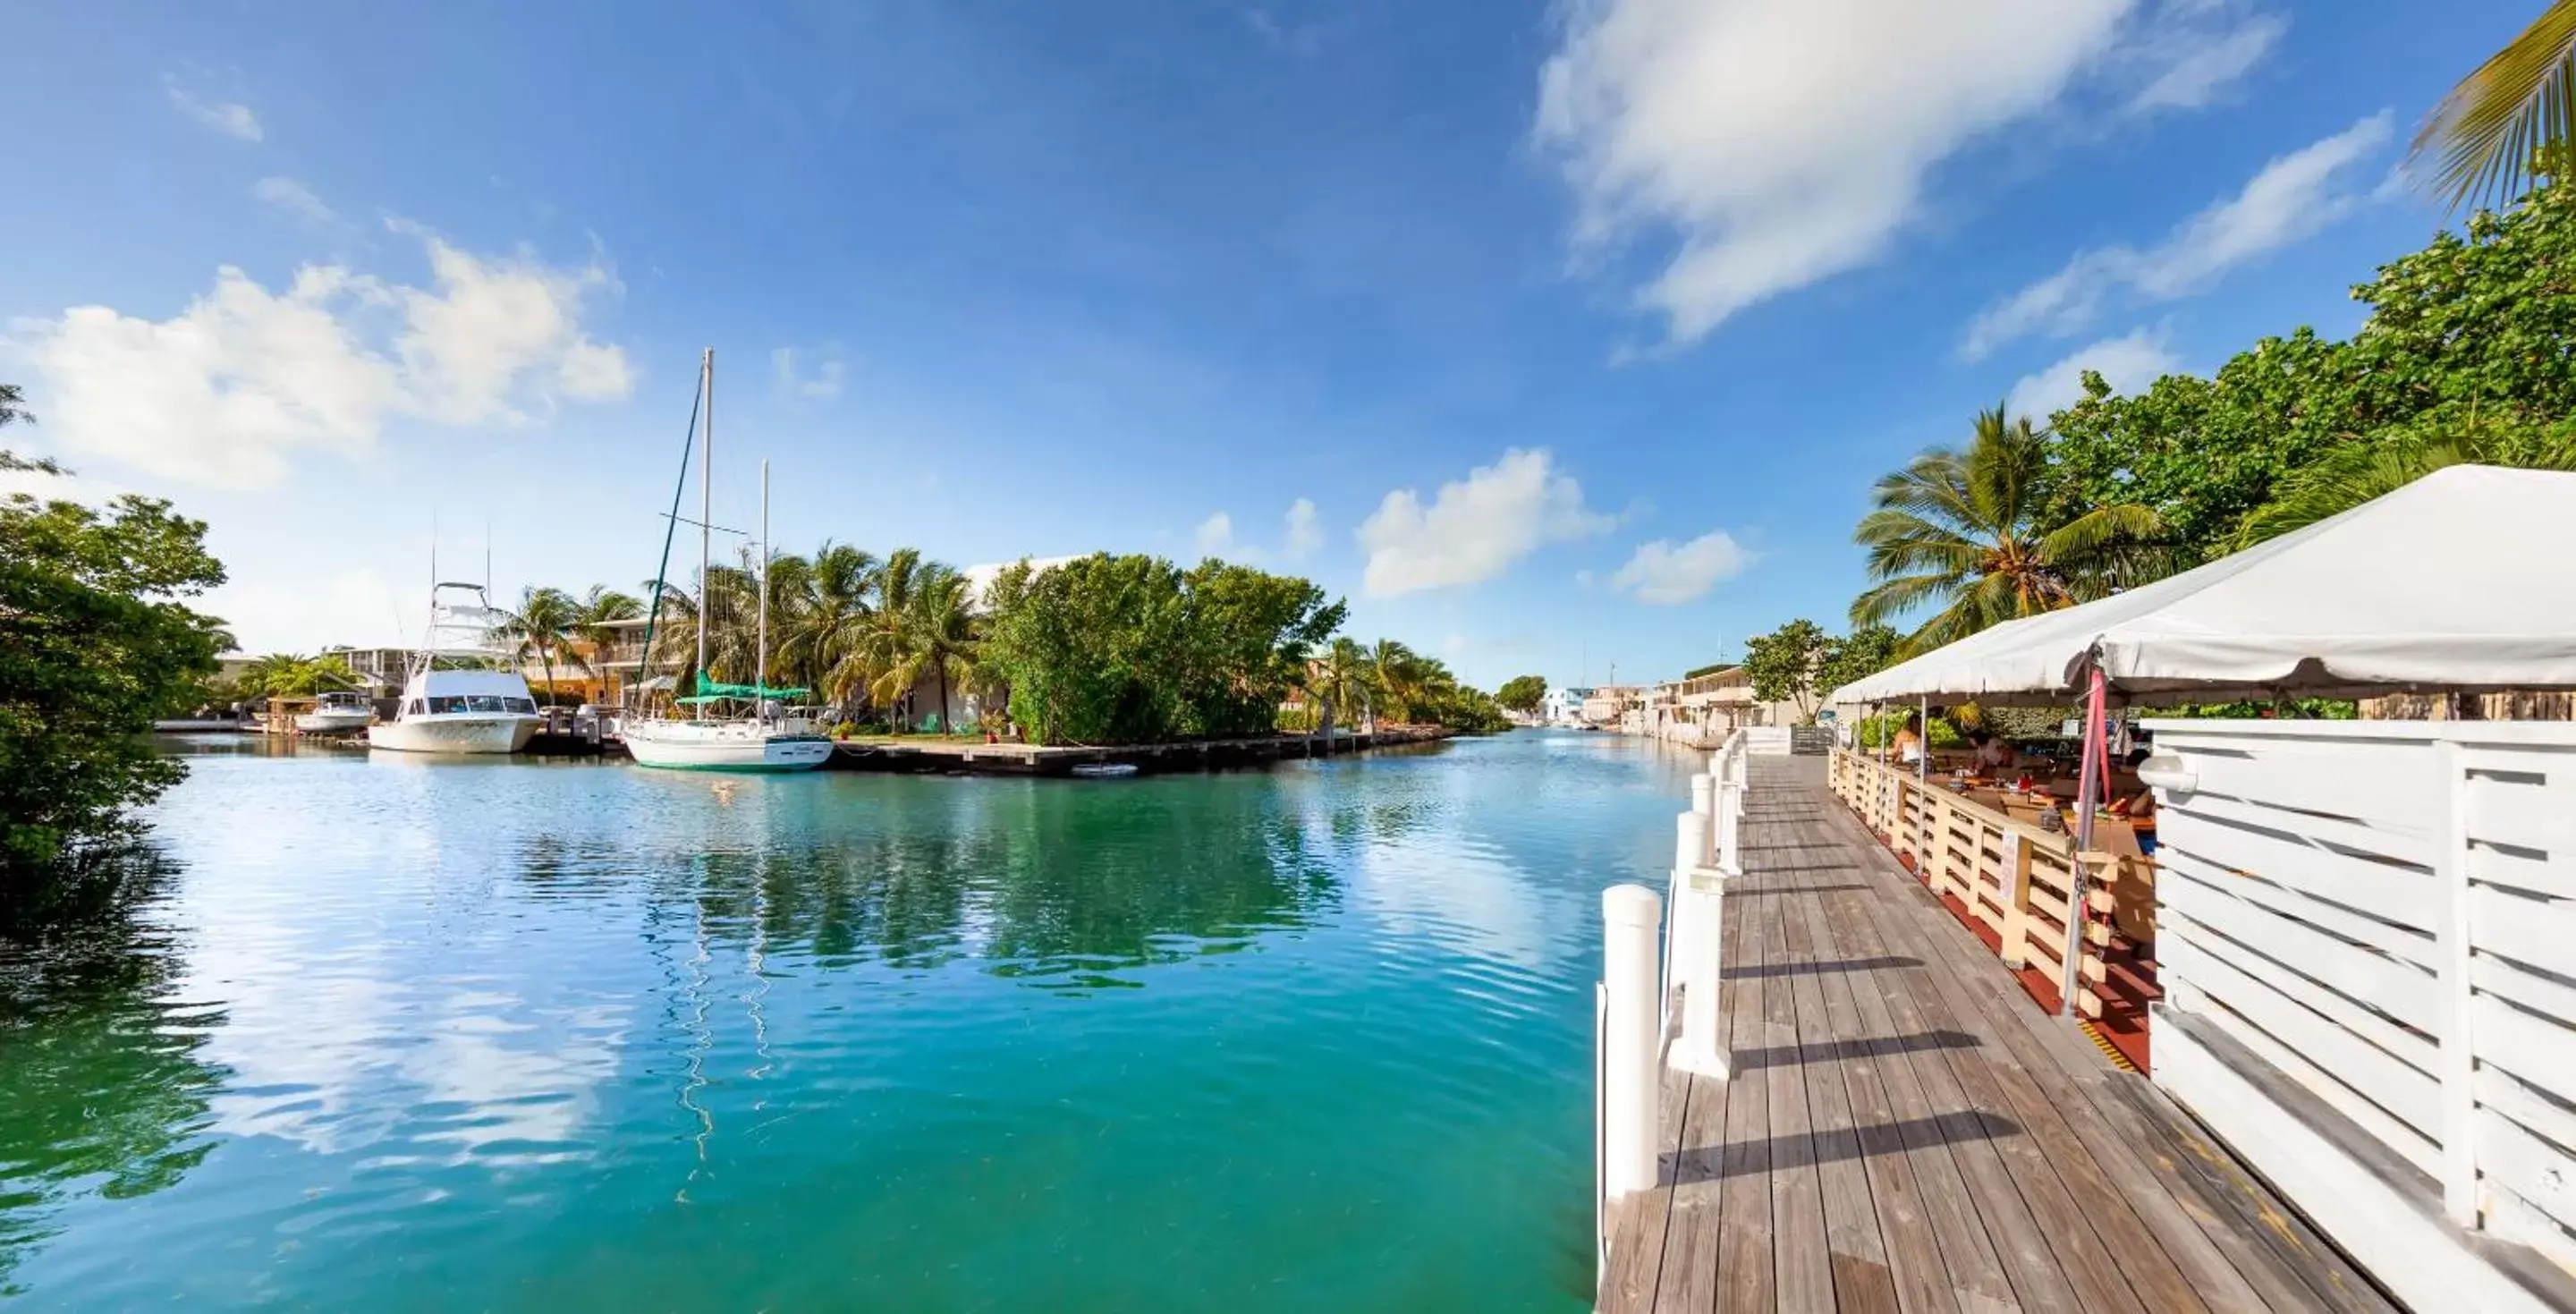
[675,681,812,704]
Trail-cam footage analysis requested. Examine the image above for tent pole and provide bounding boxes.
[2065,666,2107,1014]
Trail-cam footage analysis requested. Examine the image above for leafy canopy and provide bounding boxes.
[1495,674,1547,715]
[3,437,229,903]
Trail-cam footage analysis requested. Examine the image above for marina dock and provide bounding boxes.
[1602,754,2393,1313]
[823,725,1453,775]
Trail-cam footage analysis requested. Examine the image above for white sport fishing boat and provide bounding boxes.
[294,690,377,735]
[367,582,542,755]
[622,348,834,774]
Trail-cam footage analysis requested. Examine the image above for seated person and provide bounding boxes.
[2110,747,2159,852]
[1891,713,1924,765]
[1967,729,2016,775]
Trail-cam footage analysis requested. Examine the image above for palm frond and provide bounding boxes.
[2411,0,2576,212]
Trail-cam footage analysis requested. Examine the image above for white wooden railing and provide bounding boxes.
[1597,731,1746,1286]
[2144,717,2576,1309]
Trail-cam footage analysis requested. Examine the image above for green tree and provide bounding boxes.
[2048,173,2576,558]
[777,542,879,711]
[1175,562,1343,738]
[1744,619,1832,722]
[1852,405,2163,650]
[2410,3,2576,211]
[1495,674,1547,715]
[2238,418,2576,546]
[496,586,581,699]
[903,563,979,732]
[2,444,228,903]
[242,653,358,699]
[1814,624,1901,706]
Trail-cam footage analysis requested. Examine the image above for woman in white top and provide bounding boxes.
[1893,712,1925,765]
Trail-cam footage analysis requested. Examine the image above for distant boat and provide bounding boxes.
[367,582,541,755]
[622,348,832,774]
[1070,762,1139,779]
[295,690,376,736]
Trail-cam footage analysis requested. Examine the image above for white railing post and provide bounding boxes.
[2436,735,2479,1229]
[1671,808,1729,1078]
[1602,884,1665,1203]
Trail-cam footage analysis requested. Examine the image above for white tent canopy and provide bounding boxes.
[1830,464,2576,707]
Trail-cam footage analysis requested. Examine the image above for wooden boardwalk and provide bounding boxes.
[1602,756,2398,1314]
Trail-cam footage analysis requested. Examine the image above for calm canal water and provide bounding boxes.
[0,730,1701,1310]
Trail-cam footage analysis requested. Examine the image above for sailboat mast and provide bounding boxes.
[697,348,713,685]
[758,458,770,699]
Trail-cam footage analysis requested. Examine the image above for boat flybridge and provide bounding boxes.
[620,347,834,774]
[366,582,543,755]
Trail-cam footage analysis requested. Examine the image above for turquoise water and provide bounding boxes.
[0,731,1698,1310]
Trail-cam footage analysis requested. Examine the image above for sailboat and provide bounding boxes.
[623,349,835,773]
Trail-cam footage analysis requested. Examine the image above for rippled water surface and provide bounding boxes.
[0,731,1699,1310]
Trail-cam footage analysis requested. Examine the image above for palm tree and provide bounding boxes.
[1850,405,2165,653]
[2237,422,2576,546]
[2411,4,2576,212]
[904,564,979,733]
[570,586,641,699]
[496,586,581,701]
[1368,639,1423,723]
[779,542,879,711]
[858,548,928,730]
[1303,637,1368,737]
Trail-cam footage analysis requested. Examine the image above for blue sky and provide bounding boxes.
[0,1,2537,689]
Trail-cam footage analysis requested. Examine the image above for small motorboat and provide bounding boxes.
[296,690,377,736]
[1069,762,1140,779]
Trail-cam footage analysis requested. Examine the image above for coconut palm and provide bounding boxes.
[1368,639,1424,722]
[1302,637,1369,736]
[779,541,880,709]
[1850,405,2165,653]
[2411,3,2576,212]
[903,564,979,733]
[2237,422,2576,547]
[496,586,582,700]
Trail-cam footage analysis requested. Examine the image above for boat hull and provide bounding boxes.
[296,710,376,735]
[623,723,834,772]
[366,716,538,755]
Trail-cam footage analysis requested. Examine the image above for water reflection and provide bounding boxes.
[0,857,223,1294]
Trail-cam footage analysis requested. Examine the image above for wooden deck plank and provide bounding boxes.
[1758,818,1839,1314]
[1656,874,1755,1314]
[1712,852,1776,1314]
[1605,1057,1697,1309]
[1790,851,1962,1314]
[1599,754,2393,1314]
[1810,775,2292,1314]
[1814,857,2125,1314]
[1775,819,1902,1314]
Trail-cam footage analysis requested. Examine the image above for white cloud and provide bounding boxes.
[2131,13,2286,112]
[770,345,846,403]
[1194,511,1236,556]
[166,79,262,141]
[206,566,407,654]
[1357,448,1613,598]
[2005,327,2182,419]
[252,176,336,227]
[1963,111,2392,358]
[1607,530,1752,606]
[21,225,633,490]
[1283,497,1322,560]
[1532,0,2131,344]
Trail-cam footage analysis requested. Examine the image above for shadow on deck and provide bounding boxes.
[1600,755,2398,1314]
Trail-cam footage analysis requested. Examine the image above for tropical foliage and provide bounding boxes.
[1494,674,1547,716]
[541,543,1504,743]
[241,653,358,699]
[3,424,229,908]
[2410,3,2576,212]
[1851,406,2163,651]
[1745,619,1902,721]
